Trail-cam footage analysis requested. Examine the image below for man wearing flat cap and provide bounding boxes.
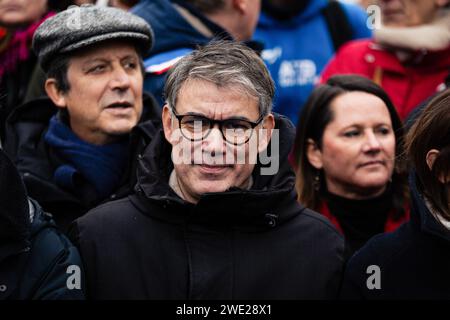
[3,5,161,232]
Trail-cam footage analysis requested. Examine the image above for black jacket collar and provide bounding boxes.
[409,172,450,243]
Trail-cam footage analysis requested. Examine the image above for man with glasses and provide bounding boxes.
[70,41,346,299]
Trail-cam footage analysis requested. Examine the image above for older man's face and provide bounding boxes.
[49,41,143,145]
[162,79,274,204]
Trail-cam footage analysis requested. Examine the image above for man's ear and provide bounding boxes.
[257,113,275,152]
[306,138,323,170]
[162,104,175,144]
[45,79,67,109]
[232,0,246,14]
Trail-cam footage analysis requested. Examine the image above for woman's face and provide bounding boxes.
[307,91,396,199]
[379,0,448,27]
[0,0,47,28]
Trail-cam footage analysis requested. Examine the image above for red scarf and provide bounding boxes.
[0,12,54,81]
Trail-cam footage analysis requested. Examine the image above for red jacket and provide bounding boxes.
[320,39,450,120]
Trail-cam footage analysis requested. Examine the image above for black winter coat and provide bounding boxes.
[70,115,346,300]
[340,174,450,299]
[3,95,161,231]
[0,150,84,300]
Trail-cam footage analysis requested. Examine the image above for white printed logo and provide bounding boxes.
[278,60,317,87]
[261,47,283,64]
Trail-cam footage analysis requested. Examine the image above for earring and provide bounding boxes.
[313,172,320,191]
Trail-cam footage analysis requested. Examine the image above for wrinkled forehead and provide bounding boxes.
[175,79,260,119]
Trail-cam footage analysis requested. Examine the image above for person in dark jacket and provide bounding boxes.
[70,41,346,300]
[3,5,161,231]
[131,0,262,106]
[340,89,450,299]
[293,75,409,256]
[0,148,84,300]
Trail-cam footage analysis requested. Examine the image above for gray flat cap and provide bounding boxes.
[33,4,153,71]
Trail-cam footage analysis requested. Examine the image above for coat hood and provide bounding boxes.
[131,0,231,56]
[409,172,450,243]
[133,113,301,229]
[258,0,327,28]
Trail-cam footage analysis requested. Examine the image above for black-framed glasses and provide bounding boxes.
[171,109,265,145]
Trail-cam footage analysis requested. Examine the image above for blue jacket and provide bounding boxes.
[254,0,371,124]
[132,0,232,106]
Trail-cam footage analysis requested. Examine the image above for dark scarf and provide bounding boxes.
[44,115,129,200]
[325,189,393,254]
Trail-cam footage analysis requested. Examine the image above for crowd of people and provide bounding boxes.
[0,0,449,300]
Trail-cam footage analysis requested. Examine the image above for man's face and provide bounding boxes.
[49,41,143,145]
[0,0,47,28]
[162,79,274,204]
[379,0,448,27]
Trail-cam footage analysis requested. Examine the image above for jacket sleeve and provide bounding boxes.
[31,239,85,300]
[24,221,85,300]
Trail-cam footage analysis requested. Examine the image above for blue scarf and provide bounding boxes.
[44,115,129,200]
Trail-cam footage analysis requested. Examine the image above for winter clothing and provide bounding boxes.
[32,5,153,72]
[318,190,409,256]
[321,11,450,120]
[0,150,84,300]
[253,0,371,124]
[44,116,130,199]
[70,114,346,299]
[3,95,161,232]
[405,71,450,131]
[132,0,259,106]
[340,174,450,299]
[0,12,54,143]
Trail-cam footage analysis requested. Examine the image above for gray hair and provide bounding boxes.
[164,40,275,117]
